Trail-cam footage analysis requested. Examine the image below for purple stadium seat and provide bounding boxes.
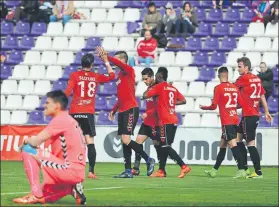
[191,51,209,66]
[139,8,147,21]
[167,37,185,51]
[241,8,253,22]
[96,111,113,125]
[159,8,165,17]
[258,115,271,127]
[209,51,226,67]
[107,95,118,110]
[116,0,134,8]
[272,84,278,97]
[98,65,107,74]
[1,21,13,35]
[4,0,21,7]
[195,8,206,22]
[175,8,181,17]
[137,116,143,125]
[28,111,44,124]
[230,22,247,36]
[220,37,237,51]
[52,80,67,91]
[272,114,278,127]
[267,97,278,113]
[1,65,12,79]
[74,51,88,65]
[186,37,202,51]
[203,37,219,51]
[31,22,47,36]
[155,1,167,7]
[84,37,101,51]
[224,8,240,22]
[18,35,34,50]
[213,22,230,37]
[62,66,77,79]
[141,100,146,111]
[168,1,183,7]
[200,0,212,8]
[196,67,215,82]
[14,21,30,36]
[2,35,18,50]
[193,23,212,37]
[127,22,140,34]
[101,82,117,96]
[207,9,223,22]
[95,96,108,111]
[272,67,279,82]
[177,113,183,125]
[187,0,200,8]
[6,50,23,65]
[44,116,53,124]
[94,55,103,65]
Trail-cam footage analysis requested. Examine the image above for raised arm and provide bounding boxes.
[64,73,76,96]
[200,86,219,110]
[108,56,134,74]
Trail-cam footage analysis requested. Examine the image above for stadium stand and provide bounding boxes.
[1,0,278,128]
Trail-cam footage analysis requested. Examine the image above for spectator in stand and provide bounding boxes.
[175,2,198,37]
[141,2,161,36]
[155,2,177,36]
[257,62,274,100]
[252,0,271,22]
[263,0,278,27]
[1,52,7,64]
[50,0,75,24]
[37,0,55,24]
[128,30,157,67]
[13,0,39,24]
[0,1,8,19]
[212,0,223,9]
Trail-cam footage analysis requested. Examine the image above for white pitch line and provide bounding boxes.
[1,186,123,195]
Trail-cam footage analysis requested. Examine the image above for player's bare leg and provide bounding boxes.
[85,135,98,179]
[246,140,263,178]
[205,139,227,178]
[236,133,250,175]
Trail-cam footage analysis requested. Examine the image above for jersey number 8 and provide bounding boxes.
[78,81,96,97]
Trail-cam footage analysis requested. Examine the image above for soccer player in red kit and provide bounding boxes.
[13,91,86,205]
[64,51,115,179]
[143,67,192,178]
[98,47,154,178]
[235,57,272,179]
[200,67,246,178]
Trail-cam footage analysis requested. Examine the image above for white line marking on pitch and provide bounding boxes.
[1,187,123,195]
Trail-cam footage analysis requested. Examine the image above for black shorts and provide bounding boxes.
[237,116,259,141]
[71,113,96,137]
[118,107,139,135]
[221,125,237,141]
[158,124,177,145]
[138,123,159,140]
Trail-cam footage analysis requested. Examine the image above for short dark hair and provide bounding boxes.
[148,2,155,8]
[237,57,251,70]
[157,67,168,81]
[114,51,128,63]
[81,53,94,68]
[141,67,154,77]
[46,90,68,110]
[260,62,267,66]
[218,66,228,74]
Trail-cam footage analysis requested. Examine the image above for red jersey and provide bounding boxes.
[109,56,138,113]
[42,111,86,166]
[65,70,115,114]
[201,82,243,125]
[144,85,158,127]
[146,82,185,125]
[234,73,265,117]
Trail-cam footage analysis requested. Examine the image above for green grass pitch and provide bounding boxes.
[1,162,278,206]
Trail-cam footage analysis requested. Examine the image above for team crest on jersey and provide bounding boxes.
[146,97,154,102]
[78,153,84,161]
[127,113,134,131]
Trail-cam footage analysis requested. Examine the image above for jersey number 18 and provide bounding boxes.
[78,81,96,97]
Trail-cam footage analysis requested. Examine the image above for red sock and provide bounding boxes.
[22,152,43,198]
[43,185,73,203]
